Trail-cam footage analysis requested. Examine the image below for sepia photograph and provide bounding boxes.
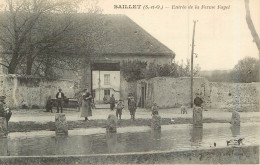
[0,0,259,164]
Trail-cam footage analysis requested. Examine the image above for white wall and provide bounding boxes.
[92,71,120,103]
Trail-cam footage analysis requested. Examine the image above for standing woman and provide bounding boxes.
[80,89,92,121]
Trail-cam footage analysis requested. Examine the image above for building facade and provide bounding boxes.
[78,14,175,101]
[92,71,120,103]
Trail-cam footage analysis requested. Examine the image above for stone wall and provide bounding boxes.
[136,77,259,111]
[0,75,76,109]
[0,145,258,164]
[137,77,210,108]
[209,82,259,111]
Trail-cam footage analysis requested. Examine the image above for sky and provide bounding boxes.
[0,0,259,71]
[96,0,260,71]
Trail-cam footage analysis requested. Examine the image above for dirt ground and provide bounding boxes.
[10,107,260,122]
[7,107,260,132]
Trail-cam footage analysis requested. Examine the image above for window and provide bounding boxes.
[104,74,110,85]
[104,89,110,96]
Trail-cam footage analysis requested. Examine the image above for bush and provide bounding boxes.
[121,60,200,82]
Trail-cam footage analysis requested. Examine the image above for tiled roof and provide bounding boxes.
[82,14,175,57]
[0,12,175,58]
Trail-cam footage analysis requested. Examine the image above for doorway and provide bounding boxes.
[141,83,146,108]
[91,62,120,109]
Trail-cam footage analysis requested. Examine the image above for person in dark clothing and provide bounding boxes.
[110,94,116,110]
[194,96,203,107]
[0,96,12,128]
[80,89,92,121]
[45,97,54,113]
[127,93,133,107]
[116,99,124,119]
[128,96,137,120]
[151,103,159,116]
[56,89,65,113]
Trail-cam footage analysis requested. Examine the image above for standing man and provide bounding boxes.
[56,89,65,113]
[110,94,116,110]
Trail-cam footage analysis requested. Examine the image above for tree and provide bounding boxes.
[232,57,259,83]
[244,0,260,56]
[121,60,147,82]
[201,57,259,83]
[176,59,200,77]
[0,0,77,74]
[0,0,103,79]
[31,13,104,79]
[244,0,260,82]
[146,63,180,78]
[121,60,201,82]
[32,1,103,79]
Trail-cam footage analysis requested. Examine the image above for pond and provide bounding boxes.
[0,123,259,156]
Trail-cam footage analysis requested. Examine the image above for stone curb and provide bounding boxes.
[7,118,229,132]
[0,145,258,164]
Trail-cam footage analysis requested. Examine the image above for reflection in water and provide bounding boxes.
[55,136,69,155]
[151,129,162,150]
[0,138,9,156]
[1,123,260,156]
[106,133,117,153]
[151,129,161,140]
[230,126,240,137]
[190,126,203,147]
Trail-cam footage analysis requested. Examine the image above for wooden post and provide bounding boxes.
[191,20,197,108]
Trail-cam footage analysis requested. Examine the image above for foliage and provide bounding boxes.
[232,57,259,83]
[202,70,232,82]
[202,57,259,83]
[0,0,76,74]
[121,59,200,82]
[121,60,147,82]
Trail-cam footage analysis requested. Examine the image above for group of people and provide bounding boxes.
[50,88,160,121]
[78,89,138,121]
[47,88,140,121]
[108,94,137,120]
[45,88,93,121]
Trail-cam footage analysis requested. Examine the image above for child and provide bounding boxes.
[151,103,159,116]
[116,99,124,119]
[180,105,187,114]
[128,96,137,120]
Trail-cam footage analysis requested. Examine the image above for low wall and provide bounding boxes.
[0,75,76,109]
[136,77,259,111]
[0,145,258,164]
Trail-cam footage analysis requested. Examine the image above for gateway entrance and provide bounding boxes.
[91,63,120,109]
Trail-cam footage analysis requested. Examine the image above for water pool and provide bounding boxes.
[0,122,259,156]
